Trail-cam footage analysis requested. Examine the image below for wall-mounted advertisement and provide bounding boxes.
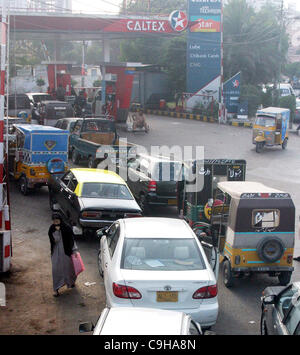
[187,0,222,109]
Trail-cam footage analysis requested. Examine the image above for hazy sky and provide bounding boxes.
[71,0,300,14]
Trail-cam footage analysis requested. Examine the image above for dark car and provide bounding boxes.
[260,282,300,335]
[5,94,32,121]
[26,93,54,121]
[36,100,74,126]
[48,168,142,237]
[119,153,182,214]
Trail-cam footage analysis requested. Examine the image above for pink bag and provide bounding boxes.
[71,252,85,276]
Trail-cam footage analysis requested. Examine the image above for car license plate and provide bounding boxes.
[256,267,270,272]
[168,199,177,206]
[156,291,178,302]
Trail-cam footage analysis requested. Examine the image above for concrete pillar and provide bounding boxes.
[103,39,111,63]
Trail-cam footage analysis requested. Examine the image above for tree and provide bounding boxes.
[224,0,289,85]
[124,0,186,14]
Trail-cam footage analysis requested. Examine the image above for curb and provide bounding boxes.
[145,109,253,128]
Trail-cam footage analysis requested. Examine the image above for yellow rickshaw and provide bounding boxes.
[253,107,290,153]
[208,181,295,288]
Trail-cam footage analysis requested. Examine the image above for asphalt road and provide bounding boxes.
[2,114,300,335]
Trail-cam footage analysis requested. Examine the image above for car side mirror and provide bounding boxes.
[262,295,276,305]
[204,330,216,335]
[79,322,94,333]
[97,227,109,238]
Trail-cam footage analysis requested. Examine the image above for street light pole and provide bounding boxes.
[277,0,284,107]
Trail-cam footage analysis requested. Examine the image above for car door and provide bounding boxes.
[102,223,120,295]
[268,285,296,335]
[70,120,82,152]
[57,171,76,221]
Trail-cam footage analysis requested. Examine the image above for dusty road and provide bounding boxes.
[0,114,299,335]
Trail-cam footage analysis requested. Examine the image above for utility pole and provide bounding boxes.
[276,0,284,107]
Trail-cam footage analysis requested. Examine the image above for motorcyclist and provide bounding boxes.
[74,90,87,117]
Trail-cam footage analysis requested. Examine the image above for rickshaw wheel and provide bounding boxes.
[223,260,234,288]
[282,138,288,150]
[19,176,29,196]
[278,271,292,286]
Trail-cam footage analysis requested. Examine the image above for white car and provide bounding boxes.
[79,307,204,335]
[97,217,219,328]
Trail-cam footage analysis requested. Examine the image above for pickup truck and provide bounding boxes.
[69,118,134,168]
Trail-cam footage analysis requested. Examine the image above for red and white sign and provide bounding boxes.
[104,19,173,33]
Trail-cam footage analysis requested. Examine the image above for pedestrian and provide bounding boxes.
[48,213,77,297]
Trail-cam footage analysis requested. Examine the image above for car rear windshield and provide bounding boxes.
[8,96,31,110]
[32,94,53,103]
[82,120,115,133]
[81,182,133,200]
[121,238,205,271]
[151,162,183,181]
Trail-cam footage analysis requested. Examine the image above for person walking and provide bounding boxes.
[48,213,77,297]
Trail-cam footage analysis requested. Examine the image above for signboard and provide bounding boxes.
[104,19,174,34]
[224,72,241,114]
[187,0,222,107]
[237,101,249,120]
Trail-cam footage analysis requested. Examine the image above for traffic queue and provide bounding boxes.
[4,102,300,336]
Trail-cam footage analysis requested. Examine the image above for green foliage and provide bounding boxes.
[124,0,186,14]
[36,78,45,87]
[278,95,296,122]
[240,84,262,116]
[283,62,300,81]
[224,0,289,85]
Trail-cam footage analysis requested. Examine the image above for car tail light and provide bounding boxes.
[113,283,142,299]
[4,245,10,258]
[81,211,102,219]
[193,284,218,299]
[124,213,142,218]
[147,180,157,192]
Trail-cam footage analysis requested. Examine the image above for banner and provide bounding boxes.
[187,0,222,108]
[224,72,241,114]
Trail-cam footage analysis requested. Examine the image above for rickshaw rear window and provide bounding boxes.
[252,209,280,229]
[255,116,276,127]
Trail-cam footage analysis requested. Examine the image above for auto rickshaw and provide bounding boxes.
[205,181,295,288]
[11,125,69,195]
[253,107,290,153]
[177,159,247,225]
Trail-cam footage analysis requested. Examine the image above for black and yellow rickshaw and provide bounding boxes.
[207,181,295,287]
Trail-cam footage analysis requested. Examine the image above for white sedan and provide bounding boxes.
[79,307,204,335]
[97,217,219,328]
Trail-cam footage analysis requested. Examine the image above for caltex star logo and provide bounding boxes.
[233,80,240,88]
[169,10,188,32]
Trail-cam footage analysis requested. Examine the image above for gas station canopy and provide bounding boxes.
[10,12,183,41]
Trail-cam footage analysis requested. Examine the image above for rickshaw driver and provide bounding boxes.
[133,110,149,133]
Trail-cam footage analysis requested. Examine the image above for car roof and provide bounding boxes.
[57,117,81,122]
[70,169,126,184]
[99,307,185,335]
[42,100,70,104]
[122,218,194,239]
[26,93,50,96]
[217,181,284,199]
[137,153,182,164]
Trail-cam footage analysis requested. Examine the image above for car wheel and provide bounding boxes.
[223,259,234,288]
[278,271,292,286]
[256,142,263,153]
[282,138,288,150]
[97,250,103,278]
[260,313,268,335]
[139,194,149,215]
[71,149,80,164]
[19,176,29,196]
